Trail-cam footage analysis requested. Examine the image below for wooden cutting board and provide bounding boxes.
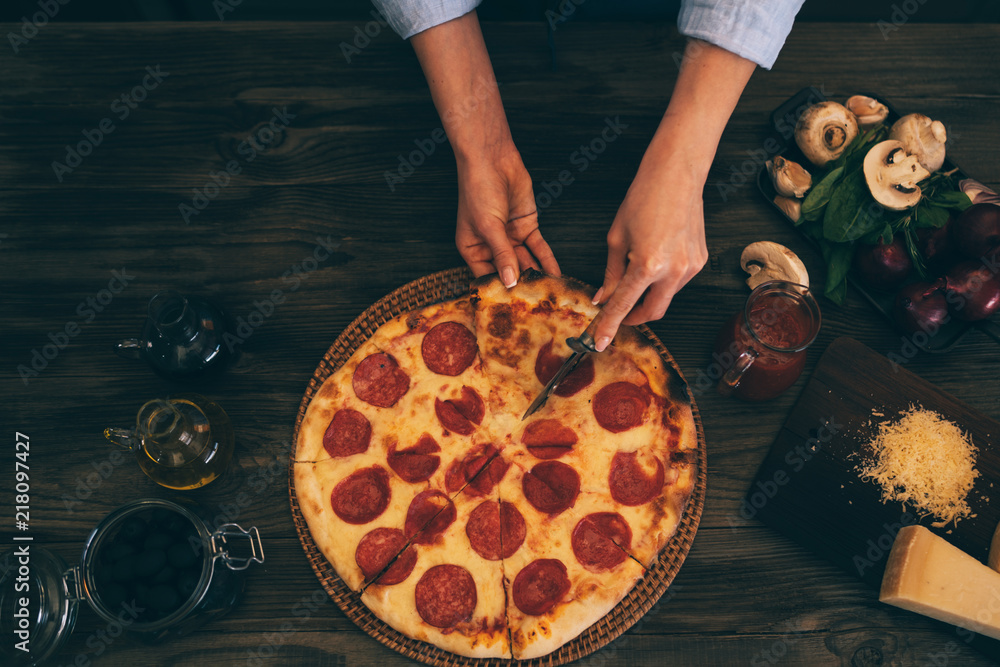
[749,335,1000,589]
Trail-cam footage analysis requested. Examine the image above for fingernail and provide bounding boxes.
[595,336,611,352]
[592,287,604,305]
[501,267,517,288]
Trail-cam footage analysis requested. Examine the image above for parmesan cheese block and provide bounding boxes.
[881,525,1000,640]
[990,521,1000,572]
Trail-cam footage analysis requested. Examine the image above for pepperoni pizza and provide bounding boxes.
[293,270,697,660]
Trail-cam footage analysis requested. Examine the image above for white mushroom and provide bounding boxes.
[890,113,947,172]
[766,156,812,198]
[773,196,802,222]
[795,101,860,167]
[845,95,889,129]
[863,140,931,211]
[740,241,810,290]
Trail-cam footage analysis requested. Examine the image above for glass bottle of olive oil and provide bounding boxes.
[105,394,235,490]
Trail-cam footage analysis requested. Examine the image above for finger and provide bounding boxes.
[597,233,628,305]
[476,220,521,288]
[592,266,652,351]
[514,244,540,271]
[458,241,502,278]
[523,228,561,276]
[622,281,676,326]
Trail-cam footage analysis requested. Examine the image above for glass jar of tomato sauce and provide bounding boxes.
[713,280,821,401]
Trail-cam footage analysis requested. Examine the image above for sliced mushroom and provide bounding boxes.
[890,113,947,172]
[845,95,889,129]
[863,140,931,211]
[740,241,810,290]
[795,101,860,167]
[766,156,812,198]
[773,196,802,222]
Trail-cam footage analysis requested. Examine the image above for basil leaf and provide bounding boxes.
[859,223,894,245]
[823,169,885,242]
[929,189,973,212]
[914,204,950,229]
[823,242,853,305]
[801,165,845,222]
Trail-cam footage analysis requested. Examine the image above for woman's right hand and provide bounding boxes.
[412,11,559,285]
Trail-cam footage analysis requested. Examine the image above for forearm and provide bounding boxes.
[410,12,512,166]
[643,39,756,185]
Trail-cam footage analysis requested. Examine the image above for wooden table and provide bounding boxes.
[2,19,998,667]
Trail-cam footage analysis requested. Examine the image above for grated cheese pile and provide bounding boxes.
[857,405,979,527]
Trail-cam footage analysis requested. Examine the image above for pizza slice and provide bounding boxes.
[360,449,514,658]
[495,459,646,659]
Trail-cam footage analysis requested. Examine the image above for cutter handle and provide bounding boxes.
[570,310,605,353]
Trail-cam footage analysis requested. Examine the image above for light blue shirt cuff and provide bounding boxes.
[678,0,806,69]
[372,0,483,40]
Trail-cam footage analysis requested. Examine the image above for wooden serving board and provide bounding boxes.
[749,336,1000,588]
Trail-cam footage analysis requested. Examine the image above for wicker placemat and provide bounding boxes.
[289,267,707,666]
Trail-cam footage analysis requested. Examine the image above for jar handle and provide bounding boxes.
[114,338,144,360]
[718,348,758,397]
[212,524,265,571]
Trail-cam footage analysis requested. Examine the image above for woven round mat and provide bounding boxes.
[289,267,707,666]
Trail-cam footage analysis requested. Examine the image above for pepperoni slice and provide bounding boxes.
[322,409,372,458]
[592,382,651,433]
[571,513,631,571]
[522,461,580,515]
[465,452,510,497]
[422,322,478,376]
[415,564,477,628]
[434,386,485,436]
[521,419,578,459]
[534,339,596,397]
[443,444,509,496]
[466,500,526,560]
[512,559,570,616]
[387,434,441,483]
[355,528,416,585]
[353,353,410,408]
[405,490,456,545]
[330,466,391,524]
[609,450,665,506]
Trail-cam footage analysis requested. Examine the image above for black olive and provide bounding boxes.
[177,571,200,599]
[167,542,199,569]
[135,549,167,578]
[133,582,150,608]
[143,532,172,551]
[104,542,136,562]
[159,512,190,535]
[118,516,148,543]
[149,584,180,612]
[99,582,127,610]
[151,565,175,585]
[111,559,136,583]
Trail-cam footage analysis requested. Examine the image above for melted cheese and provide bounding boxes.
[881,525,1000,640]
[857,406,978,527]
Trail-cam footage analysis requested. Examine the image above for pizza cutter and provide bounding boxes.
[522,310,604,420]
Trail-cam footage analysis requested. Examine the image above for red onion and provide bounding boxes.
[942,260,1000,322]
[893,281,950,334]
[917,220,961,276]
[950,203,1000,260]
[853,236,913,290]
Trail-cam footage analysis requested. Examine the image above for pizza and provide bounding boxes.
[293,269,698,660]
